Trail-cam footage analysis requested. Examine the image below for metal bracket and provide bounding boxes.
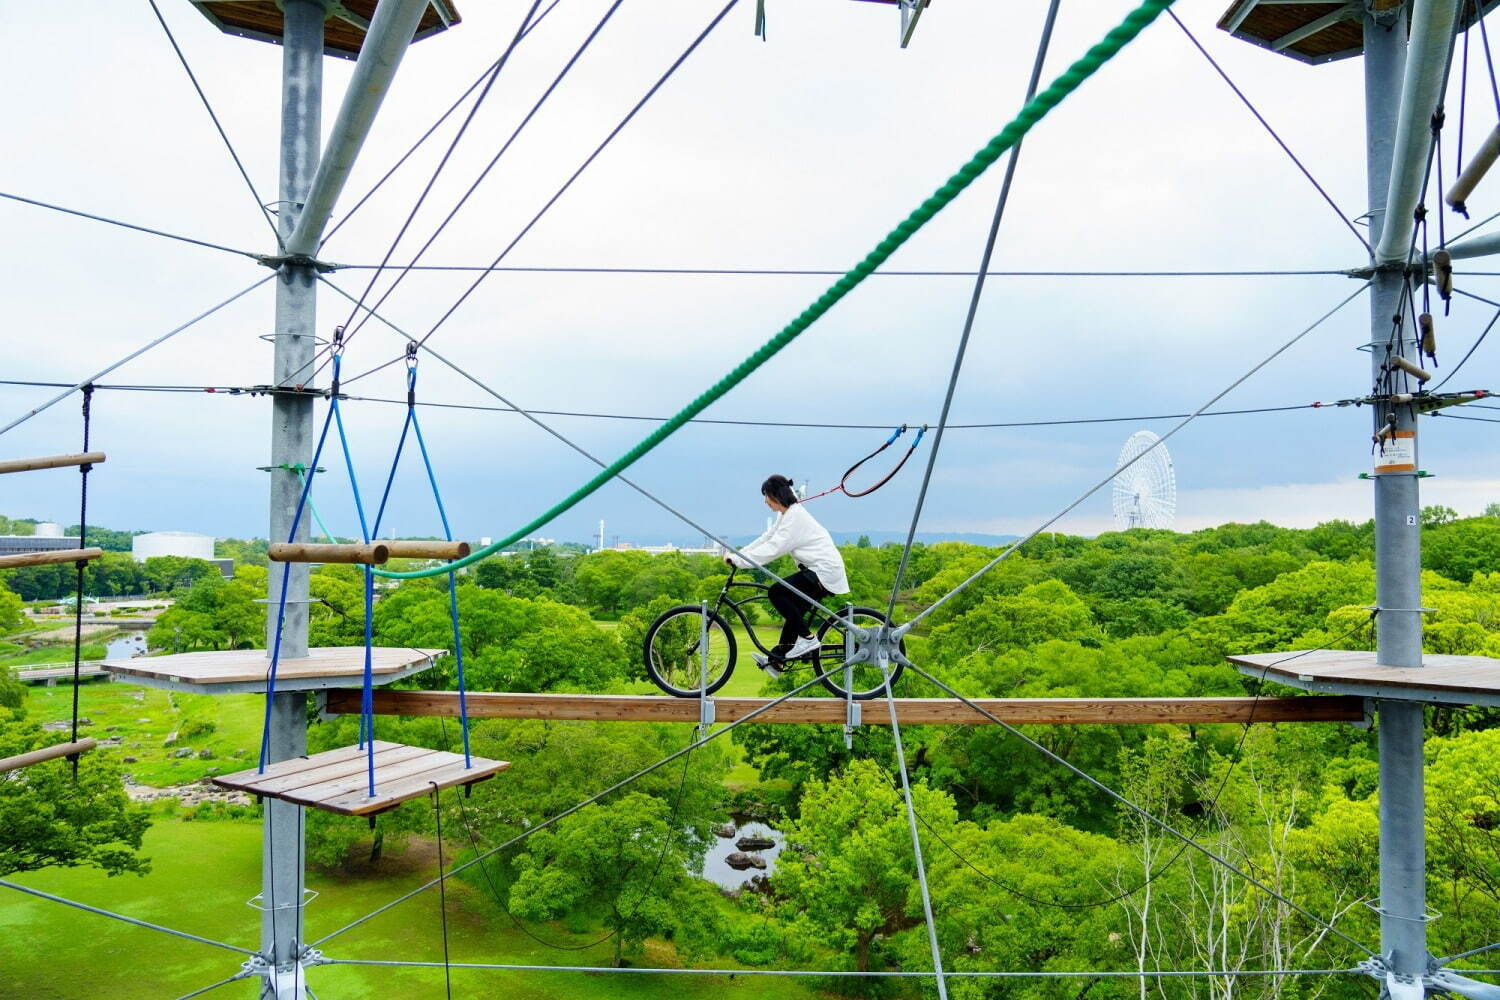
[1356,954,1474,1000]
[255,252,344,274]
[844,698,862,747]
[698,695,716,733]
[247,887,318,913]
[314,690,334,722]
[1362,898,1442,922]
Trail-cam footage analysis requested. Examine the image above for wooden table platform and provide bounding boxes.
[1229,650,1500,707]
[212,740,510,816]
[101,646,443,695]
[323,689,1367,726]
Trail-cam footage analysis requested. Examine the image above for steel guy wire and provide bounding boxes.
[0,879,257,956]
[145,0,280,242]
[0,380,1365,428]
[0,275,275,438]
[402,0,742,357]
[1432,292,1500,390]
[171,970,256,1000]
[900,661,1377,960]
[910,614,1378,914]
[1450,207,1500,244]
[905,282,1370,629]
[0,190,260,259]
[321,958,1361,979]
[309,653,861,949]
[884,0,1061,626]
[316,275,836,616]
[334,0,549,348]
[1429,410,1500,422]
[1442,941,1500,964]
[320,0,567,248]
[879,660,951,998]
[332,263,1352,277]
[1168,10,1371,254]
[338,0,628,347]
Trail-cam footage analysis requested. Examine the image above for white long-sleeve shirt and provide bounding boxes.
[729,502,849,594]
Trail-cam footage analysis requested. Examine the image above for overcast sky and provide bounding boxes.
[4,0,1500,547]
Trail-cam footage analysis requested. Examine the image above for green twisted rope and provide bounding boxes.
[375,0,1175,580]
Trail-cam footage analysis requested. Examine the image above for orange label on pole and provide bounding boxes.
[1374,430,1416,473]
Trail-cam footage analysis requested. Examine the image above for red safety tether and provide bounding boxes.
[802,424,928,502]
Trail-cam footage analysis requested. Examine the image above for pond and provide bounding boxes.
[105,630,148,660]
[701,820,785,890]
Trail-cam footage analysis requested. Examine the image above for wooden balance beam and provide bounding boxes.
[0,452,106,475]
[375,540,471,560]
[0,739,97,774]
[324,690,1366,726]
[269,542,389,565]
[0,547,104,570]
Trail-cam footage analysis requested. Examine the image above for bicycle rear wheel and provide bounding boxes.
[644,605,737,697]
[815,607,905,700]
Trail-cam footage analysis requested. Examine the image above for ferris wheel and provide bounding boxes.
[1112,431,1176,531]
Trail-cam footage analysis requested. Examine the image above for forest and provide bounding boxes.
[4,509,1500,997]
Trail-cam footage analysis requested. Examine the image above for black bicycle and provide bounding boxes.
[642,568,905,700]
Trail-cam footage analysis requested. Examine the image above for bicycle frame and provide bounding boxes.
[714,568,843,661]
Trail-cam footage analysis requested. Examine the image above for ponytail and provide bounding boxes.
[761,474,798,507]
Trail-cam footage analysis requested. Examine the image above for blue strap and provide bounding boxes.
[884,423,907,447]
[412,408,472,768]
[259,377,340,772]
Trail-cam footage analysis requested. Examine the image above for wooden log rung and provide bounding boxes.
[0,452,106,475]
[269,542,389,565]
[0,547,104,570]
[324,690,1367,726]
[0,739,97,774]
[376,540,471,560]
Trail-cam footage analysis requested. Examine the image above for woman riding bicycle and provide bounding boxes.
[724,474,849,675]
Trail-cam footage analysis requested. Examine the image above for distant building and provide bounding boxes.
[132,531,233,578]
[0,531,82,556]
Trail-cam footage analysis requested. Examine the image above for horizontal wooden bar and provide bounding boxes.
[377,540,471,560]
[269,542,389,565]
[0,547,103,570]
[325,690,1367,726]
[0,452,106,475]
[0,739,96,773]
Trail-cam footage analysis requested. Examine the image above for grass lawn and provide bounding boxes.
[1,816,824,1000]
[25,681,264,786]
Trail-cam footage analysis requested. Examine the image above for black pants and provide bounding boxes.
[768,567,831,648]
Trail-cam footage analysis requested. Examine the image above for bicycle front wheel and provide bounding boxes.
[644,605,737,697]
[815,606,905,700]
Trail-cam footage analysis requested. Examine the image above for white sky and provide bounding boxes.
[4,0,1500,546]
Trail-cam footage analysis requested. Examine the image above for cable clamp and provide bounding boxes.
[1361,899,1442,923]
[246,887,318,913]
[254,252,343,274]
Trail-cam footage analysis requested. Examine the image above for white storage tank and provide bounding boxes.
[132,531,216,563]
[34,522,64,538]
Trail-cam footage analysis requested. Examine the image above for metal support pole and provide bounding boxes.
[698,601,714,733]
[265,1,327,995]
[843,604,856,749]
[1364,4,1429,986]
[1374,0,1460,262]
[285,0,430,256]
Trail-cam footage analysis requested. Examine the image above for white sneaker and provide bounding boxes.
[786,635,822,659]
[751,654,783,679]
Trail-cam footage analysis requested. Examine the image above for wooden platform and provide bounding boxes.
[1229,650,1500,707]
[102,646,442,695]
[323,689,1367,726]
[212,740,509,817]
[1218,1,1500,66]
